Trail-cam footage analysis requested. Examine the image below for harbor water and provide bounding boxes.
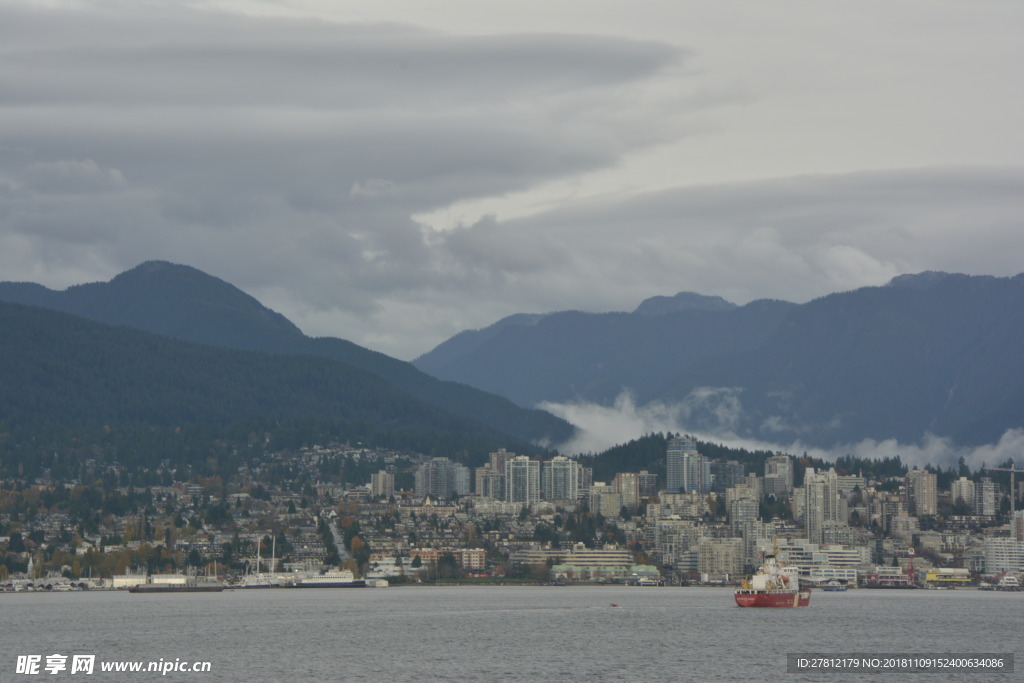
[3,586,1019,681]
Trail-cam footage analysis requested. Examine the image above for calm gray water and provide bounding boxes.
[2,587,1020,681]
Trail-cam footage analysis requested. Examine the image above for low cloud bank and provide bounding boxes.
[541,390,1024,472]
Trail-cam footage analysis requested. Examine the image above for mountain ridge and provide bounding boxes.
[0,261,572,447]
[414,272,1024,448]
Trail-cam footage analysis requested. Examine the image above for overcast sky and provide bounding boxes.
[2,0,1022,363]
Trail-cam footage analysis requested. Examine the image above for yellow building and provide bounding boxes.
[923,568,972,586]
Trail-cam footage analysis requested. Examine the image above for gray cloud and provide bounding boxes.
[1,1,1022,368]
[425,167,1024,326]
[0,2,692,345]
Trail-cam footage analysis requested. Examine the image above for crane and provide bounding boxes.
[989,462,1024,516]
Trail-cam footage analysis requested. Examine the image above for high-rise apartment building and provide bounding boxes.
[414,457,470,500]
[667,436,709,493]
[505,456,541,505]
[543,456,580,502]
[905,468,937,516]
[803,468,844,544]
[614,472,641,510]
[473,448,518,498]
[637,470,659,499]
[976,477,998,517]
[489,449,516,475]
[710,460,745,494]
[951,476,975,509]
[476,467,504,499]
[763,455,794,497]
[370,470,394,498]
[728,496,759,538]
[666,436,694,493]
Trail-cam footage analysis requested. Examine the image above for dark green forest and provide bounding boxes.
[0,302,552,476]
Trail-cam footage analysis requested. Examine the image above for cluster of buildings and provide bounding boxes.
[371,437,1024,587]
[3,436,1024,590]
[410,449,660,514]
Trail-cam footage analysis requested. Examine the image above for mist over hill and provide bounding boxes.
[415,272,1024,454]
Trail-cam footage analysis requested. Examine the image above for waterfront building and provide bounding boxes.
[697,537,744,580]
[983,538,1024,574]
[551,545,638,582]
[923,568,973,587]
[510,547,568,567]
[766,539,870,585]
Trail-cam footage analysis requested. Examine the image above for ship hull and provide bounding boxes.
[129,585,224,593]
[861,582,917,589]
[293,580,367,588]
[734,588,811,607]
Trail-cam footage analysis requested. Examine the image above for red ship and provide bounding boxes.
[734,552,811,607]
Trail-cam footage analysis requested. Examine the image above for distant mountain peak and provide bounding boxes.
[633,291,736,316]
[115,259,197,277]
[0,261,573,447]
[108,260,238,290]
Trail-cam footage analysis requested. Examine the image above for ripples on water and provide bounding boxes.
[4,587,1020,681]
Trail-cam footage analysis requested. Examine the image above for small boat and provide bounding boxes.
[822,580,848,592]
[734,551,811,607]
[995,575,1021,592]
